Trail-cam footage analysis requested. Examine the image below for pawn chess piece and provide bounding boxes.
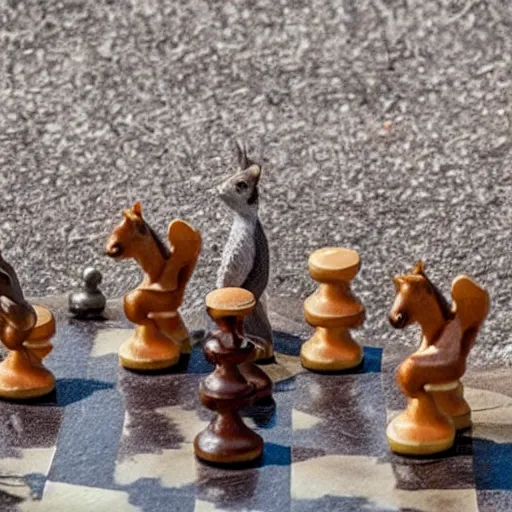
[212,286,272,402]
[215,141,273,362]
[0,254,56,399]
[387,262,489,455]
[105,202,201,370]
[69,267,106,319]
[194,288,271,464]
[301,248,365,371]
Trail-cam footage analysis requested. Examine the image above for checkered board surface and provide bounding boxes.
[0,297,510,512]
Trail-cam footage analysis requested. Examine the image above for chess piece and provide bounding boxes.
[209,286,272,401]
[69,267,106,319]
[105,202,201,370]
[216,141,273,362]
[0,254,56,399]
[194,288,269,464]
[387,262,489,455]
[301,248,365,371]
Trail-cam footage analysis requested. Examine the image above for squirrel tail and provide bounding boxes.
[451,275,489,357]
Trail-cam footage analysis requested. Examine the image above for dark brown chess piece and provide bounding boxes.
[194,288,271,464]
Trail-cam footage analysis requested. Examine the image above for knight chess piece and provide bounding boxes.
[194,288,270,464]
[386,261,489,455]
[215,141,273,362]
[105,202,201,370]
[69,267,106,319]
[0,255,56,399]
[301,247,365,371]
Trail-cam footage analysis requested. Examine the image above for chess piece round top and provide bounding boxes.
[68,267,106,318]
[83,267,102,290]
[28,305,56,342]
[206,288,256,319]
[304,247,365,328]
[308,248,360,282]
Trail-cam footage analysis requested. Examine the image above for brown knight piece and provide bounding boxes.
[0,254,56,399]
[105,202,201,371]
[387,261,489,455]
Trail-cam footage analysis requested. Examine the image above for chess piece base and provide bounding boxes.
[119,323,180,370]
[0,351,55,400]
[427,381,472,430]
[450,412,471,431]
[300,327,363,371]
[386,395,455,455]
[179,338,192,354]
[69,306,105,319]
[194,411,263,464]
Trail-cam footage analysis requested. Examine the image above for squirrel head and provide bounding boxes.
[218,141,261,217]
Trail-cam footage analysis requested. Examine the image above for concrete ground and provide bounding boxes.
[1,0,512,359]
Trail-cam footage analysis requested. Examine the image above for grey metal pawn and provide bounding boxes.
[69,267,106,319]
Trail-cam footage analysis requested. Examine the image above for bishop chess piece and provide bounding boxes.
[194,288,271,464]
[0,255,56,399]
[301,247,365,371]
[105,202,201,370]
[387,262,489,455]
[69,267,106,319]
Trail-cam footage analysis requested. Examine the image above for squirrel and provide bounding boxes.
[215,141,273,360]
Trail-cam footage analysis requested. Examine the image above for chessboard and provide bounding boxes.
[0,295,511,512]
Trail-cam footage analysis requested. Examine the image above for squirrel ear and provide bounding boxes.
[132,202,143,218]
[235,139,258,170]
[413,261,425,275]
[393,276,405,291]
[235,139,248,169]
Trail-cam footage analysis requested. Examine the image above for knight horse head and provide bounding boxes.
[105,202,170,283]
[389,261,454,336]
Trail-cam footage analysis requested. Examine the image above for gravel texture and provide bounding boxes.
[1,0,512,360]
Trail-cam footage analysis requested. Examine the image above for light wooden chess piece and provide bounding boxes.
[386,261,489,455]
[194,288,269,464]
[105,202,201,370]
[0,254,56,399]
[301,248,365,371]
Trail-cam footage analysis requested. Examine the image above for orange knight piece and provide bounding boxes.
[387,261,489,455]
[0,254,56,399]
[105,202,201,370]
